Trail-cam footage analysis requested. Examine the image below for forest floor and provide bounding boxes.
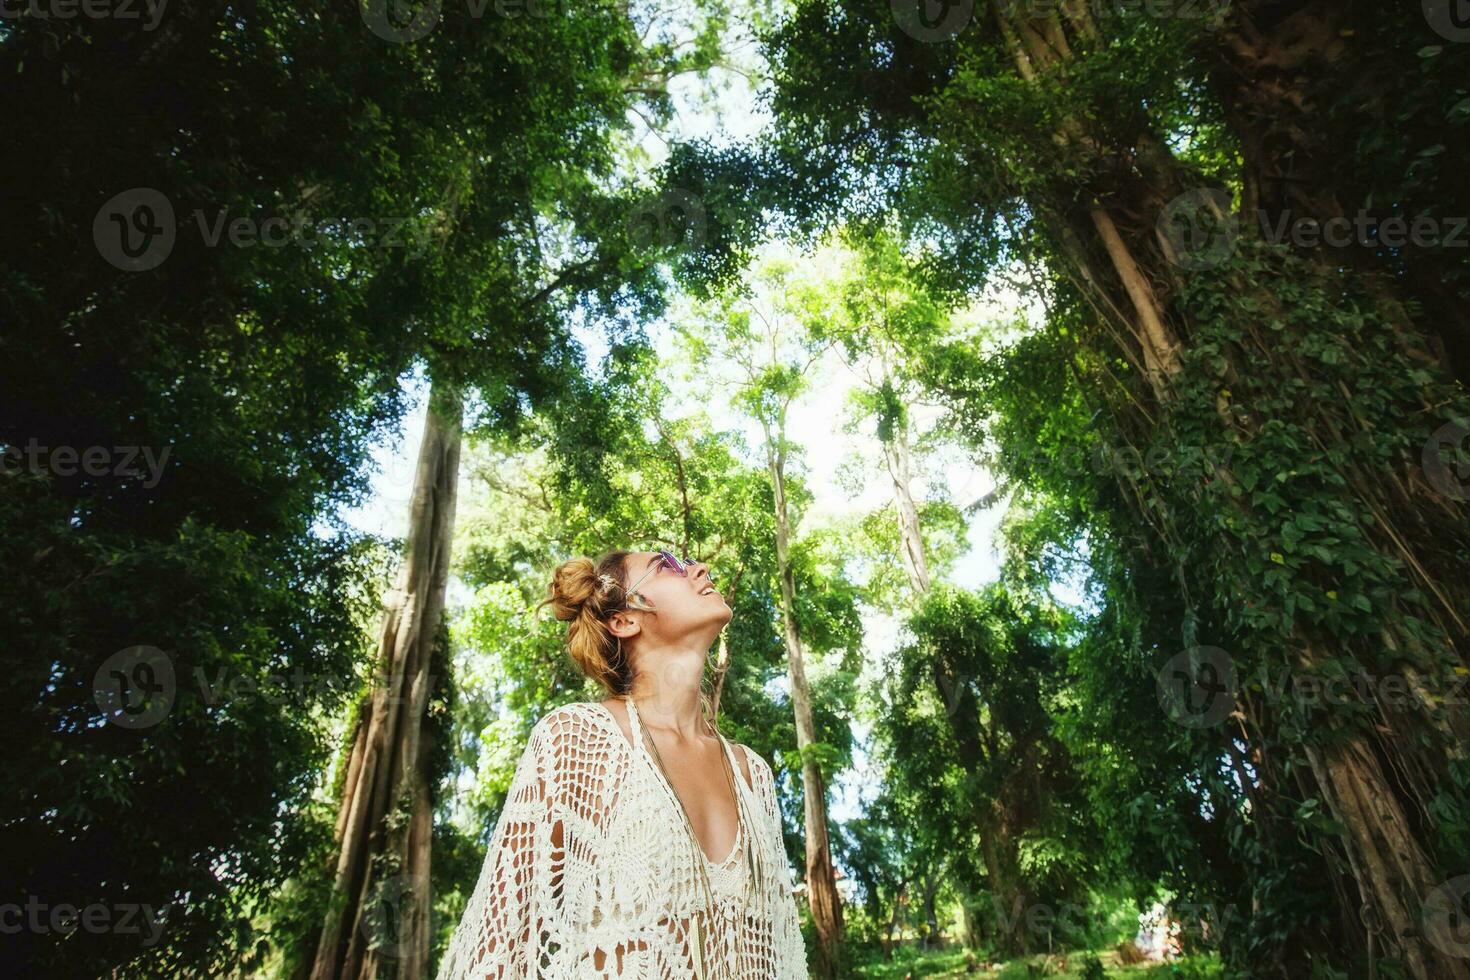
[849,946,1223,979]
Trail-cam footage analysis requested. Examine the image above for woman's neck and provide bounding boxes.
[624,647,708,740]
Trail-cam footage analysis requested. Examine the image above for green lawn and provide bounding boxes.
[847,946,1223,980]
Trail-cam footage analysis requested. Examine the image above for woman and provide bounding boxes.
[436,549,808,979]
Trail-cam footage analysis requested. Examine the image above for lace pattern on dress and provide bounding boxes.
[435,701,807,979]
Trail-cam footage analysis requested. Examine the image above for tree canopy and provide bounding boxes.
[5,2,1469,978]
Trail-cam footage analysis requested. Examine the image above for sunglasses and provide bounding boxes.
[623,549,710,606]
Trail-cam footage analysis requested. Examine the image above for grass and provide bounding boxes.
[847,945,1224,980]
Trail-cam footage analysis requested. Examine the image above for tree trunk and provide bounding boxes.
[765,430,846,979]
[310,380,463,980]
[983,6,1470,977]
[710,630,731,718]
[977,802,1032,958]
[957,887,981,952]
[1206,0,1470,382]
[708,565,745,719]
[1295,639,1470,980]
[880,412,931,596]
[884,882,907,956]
[920,870,942,949]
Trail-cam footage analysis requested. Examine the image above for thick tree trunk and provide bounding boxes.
[978,812,1032,958]
[957,886,982,952]
[934,647,1038,959]
[1295,639,1470,980]
[310,381,463,980]
[984,6,1470,977]
[1207,0,1470,382]
[765,434,846,979]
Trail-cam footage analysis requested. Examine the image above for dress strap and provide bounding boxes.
[625,694,645,750]
[717,734,746,788]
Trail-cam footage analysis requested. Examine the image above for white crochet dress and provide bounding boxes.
[436,699,808,979]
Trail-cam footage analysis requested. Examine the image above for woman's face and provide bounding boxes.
[617,551,732,645]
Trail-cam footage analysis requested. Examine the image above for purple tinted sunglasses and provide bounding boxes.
[624,550,709,606]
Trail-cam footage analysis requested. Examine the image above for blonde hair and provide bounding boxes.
[536,550,721,732]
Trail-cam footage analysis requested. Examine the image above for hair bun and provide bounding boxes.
[533,551,636,696]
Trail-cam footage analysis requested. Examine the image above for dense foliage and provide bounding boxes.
[761,1,1470,976]
[6,1,1469,978]
[2,1,710,974]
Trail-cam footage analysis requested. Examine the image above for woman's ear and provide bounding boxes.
[606,608,641,640]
